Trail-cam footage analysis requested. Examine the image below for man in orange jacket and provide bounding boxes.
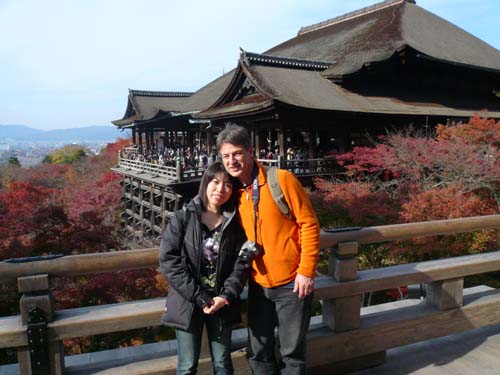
[217,124,320,375]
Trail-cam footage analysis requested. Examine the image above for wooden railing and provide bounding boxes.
[2,215,500,374]
[116,154,337,183]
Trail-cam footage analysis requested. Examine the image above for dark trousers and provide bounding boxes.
[247,281,313,375]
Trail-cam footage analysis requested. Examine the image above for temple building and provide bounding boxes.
[111,0,500,241]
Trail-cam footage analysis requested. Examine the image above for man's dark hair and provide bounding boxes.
[216,123,251,151]
[198,161,233,212]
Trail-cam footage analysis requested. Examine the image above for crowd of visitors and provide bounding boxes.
[121,143,335,176]
[123,144,218,169]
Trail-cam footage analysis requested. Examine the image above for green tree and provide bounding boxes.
[7,157,20,167]
[47,145,88,164]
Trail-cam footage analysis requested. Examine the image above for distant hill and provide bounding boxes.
[0,124,127,143]
[0,125,44,139]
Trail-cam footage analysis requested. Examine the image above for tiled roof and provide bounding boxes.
[241,50,333,71]
[128,90,193,97]
[298,0,412,35]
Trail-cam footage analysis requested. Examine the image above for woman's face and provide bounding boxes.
[206,172,232,210]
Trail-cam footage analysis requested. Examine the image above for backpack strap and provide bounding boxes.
[179,203,192,237]
[266,167,292,219]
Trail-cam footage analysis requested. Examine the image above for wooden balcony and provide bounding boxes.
[113,153,338,185]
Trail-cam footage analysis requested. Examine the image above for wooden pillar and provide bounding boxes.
[139,181,144,241]
[308,131,315,159]
[18,274,64,375]
[255,128,261,158]
[250,127,256,153]
[207,130,215,155]
[145,129,151,151]
[160,188,166,231]
[138,130,143,149]
[132,128,137,146]
[322,242,360,332]
[176,159,183,182]
[267,129,274,155]
[278,123,285,160]
[426,278,464,310]
[315,241,386,373]
[150,185,155,232]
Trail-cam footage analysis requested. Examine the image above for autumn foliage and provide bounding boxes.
[0,138,171,359]
[313,115,500,265]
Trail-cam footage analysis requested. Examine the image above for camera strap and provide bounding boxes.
[251,168,260,242]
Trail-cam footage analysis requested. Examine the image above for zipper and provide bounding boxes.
[216,236,223,294]
[195,213,203,282]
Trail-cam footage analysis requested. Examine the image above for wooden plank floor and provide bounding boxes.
[352,323,500,375]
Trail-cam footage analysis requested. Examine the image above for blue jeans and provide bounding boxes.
[175,309,234,375]
[247,281,313,375]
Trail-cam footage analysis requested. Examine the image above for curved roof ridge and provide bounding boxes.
[241,49,334,71]
[128,89,194,97]
[298,0,412,36]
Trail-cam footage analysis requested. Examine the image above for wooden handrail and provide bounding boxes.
[314,250,500,300]
[2,215,500,283]
[319,214,500,248]
[0,248,159,283]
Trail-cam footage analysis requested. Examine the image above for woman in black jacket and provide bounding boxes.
[160,161,248,375]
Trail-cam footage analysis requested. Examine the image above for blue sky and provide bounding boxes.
[1,0,499,130]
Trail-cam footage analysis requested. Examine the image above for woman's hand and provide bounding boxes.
[202,296,228,314]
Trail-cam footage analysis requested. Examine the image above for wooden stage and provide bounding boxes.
[1,322,500,374]
[352,323,500,375]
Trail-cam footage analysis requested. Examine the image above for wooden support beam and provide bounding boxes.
[18,274,64,375]
[426,277,464,310]
[314,250,500,301]
[308,287,500,367]
[323,242,361,332]
[322,295,362,332]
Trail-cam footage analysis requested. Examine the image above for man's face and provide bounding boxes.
[219,142,254,183]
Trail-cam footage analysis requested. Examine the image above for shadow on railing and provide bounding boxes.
[2,215,500,374]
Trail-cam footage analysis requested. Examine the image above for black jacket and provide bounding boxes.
[159,196,248,330]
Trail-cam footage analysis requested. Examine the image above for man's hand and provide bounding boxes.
[202,296,228,314]
[293,273,314,299]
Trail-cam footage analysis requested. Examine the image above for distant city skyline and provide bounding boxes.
[1,0,499,131]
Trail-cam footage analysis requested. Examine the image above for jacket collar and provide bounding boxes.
[235,160,267,191]
[188,195,236,231]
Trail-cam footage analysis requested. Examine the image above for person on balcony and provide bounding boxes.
[160,161,248,375]
[217,124,320,375]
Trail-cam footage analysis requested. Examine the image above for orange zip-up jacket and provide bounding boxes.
[235,161,320,288]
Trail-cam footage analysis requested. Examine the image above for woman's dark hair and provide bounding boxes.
[198,161,234,212]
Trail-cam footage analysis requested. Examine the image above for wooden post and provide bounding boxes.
[316,241,386,373]
[176,159,183,182]
[161,187,166,231]
[278,123,285,160]
[426,277,464,310]
[138,130,143,149]
[255,129,261,158]
[150,185,155,231]
[139,180,144,241]
[18,274,64,375]
[322,242,360,332]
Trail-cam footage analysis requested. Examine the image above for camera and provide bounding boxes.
[238,240,264,267]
